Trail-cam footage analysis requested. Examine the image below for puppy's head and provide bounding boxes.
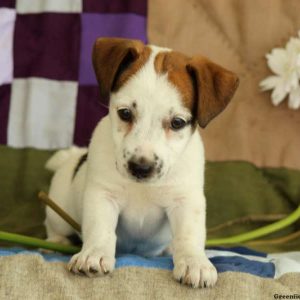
[93,38,239,183]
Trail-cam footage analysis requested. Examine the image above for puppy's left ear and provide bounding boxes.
[186,57,239,128]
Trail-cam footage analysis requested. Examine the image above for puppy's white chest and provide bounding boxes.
[120,198,164,235]
[115,187,171,255]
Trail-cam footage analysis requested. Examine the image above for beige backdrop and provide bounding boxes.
[148,0,300,169]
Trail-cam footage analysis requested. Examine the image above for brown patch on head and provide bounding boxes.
[92,38,151,100]
[154,51,239,128]
[115,46,151,92]
[155,52,194,112]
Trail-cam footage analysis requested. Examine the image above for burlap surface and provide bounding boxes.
[0,254,299,300]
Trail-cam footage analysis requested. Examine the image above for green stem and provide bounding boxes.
[1,205,300,253]
[0,231,80,254]
[206,205,300,246]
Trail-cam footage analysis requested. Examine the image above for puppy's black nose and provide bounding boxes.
[128,160,154,179]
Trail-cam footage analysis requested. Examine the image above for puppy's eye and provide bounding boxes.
[170,117,187,130]
[118,108,133,122]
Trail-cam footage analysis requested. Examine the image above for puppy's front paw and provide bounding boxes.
[68,247,115,277]
[173,255,217,288]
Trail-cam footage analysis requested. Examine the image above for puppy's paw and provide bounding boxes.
[173,255,217,288]
[68,247,115,277]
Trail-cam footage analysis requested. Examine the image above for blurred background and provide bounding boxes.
[0,0,300,252]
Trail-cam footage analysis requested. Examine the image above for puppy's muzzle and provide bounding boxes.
[128,158,154,179]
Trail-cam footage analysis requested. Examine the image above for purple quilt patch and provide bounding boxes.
[14,13,81,81]
[0,84,11,144]
[83,0,147,16]
[79,13,147,85]
[74,86,108,146]
[0,0,15,8]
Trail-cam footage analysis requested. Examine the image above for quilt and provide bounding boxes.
[0,0,147,149]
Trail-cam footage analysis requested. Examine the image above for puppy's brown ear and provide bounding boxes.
[92,38,145,99]
[186,57,239,128]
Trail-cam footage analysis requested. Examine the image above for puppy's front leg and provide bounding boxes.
[167,193,217,288]
[68,184,119,277]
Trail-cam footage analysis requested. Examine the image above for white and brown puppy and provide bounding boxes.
[45,38,239,288]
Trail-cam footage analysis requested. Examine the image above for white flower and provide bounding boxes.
[260,30,300,109]
[289,86,300,109]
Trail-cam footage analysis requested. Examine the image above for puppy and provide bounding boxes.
[45,38,239,288]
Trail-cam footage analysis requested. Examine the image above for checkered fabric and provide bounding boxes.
[0,0,147,149]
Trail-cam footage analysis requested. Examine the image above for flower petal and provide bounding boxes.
[288,87,300,109]
[296,54,300,76]
[286,37,300,54]
[271,83,288,106]
[287,72,300,91]
[259,76,281,91]
[266,49,289,75]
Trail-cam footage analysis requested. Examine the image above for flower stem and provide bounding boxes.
[1,205,300,253]
[206,205,300,246]
[0,231,80,254]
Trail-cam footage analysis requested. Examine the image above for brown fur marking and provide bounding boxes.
[154,51,239,128]
[155,52,194,112]
[92,38,151,99]
[114,46,151,93]
[187,56,239,128]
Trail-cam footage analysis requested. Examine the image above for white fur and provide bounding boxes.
[45,46,217,288]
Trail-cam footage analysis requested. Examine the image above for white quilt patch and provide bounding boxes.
[8,77,78,149]
[16,0,82,14]
[0,8,16,85]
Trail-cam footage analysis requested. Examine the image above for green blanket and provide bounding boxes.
[1,145,300,252]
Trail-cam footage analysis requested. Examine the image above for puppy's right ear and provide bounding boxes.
[186,57,239,128]
[92,38,145,99]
